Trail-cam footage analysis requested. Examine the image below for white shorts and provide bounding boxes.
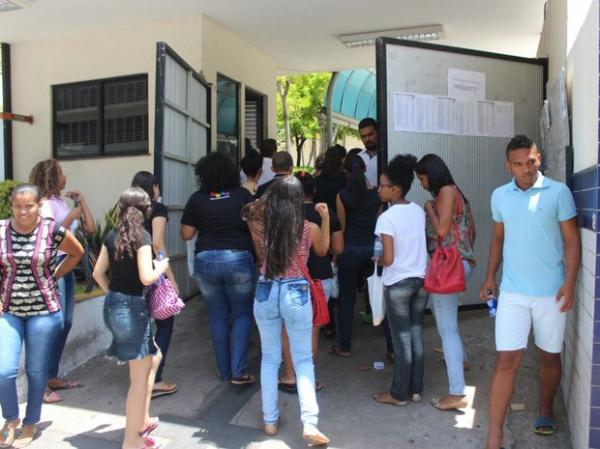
[495,291,566,354]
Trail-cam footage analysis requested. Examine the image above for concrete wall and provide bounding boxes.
[201,16,278,154]
[538,1,599,448]
[9,15,203,216]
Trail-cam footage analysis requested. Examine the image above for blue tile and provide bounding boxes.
[592,386,600,407]
[592,408,600,429]
[595,322,600,343]
[595,300,600,318]
[595,344,600,363]
[593,364,600,386]
[592,429,600,448]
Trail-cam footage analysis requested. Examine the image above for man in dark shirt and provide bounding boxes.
[255,151,294,197]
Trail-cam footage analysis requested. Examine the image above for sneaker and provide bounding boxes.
[411,393,422,403]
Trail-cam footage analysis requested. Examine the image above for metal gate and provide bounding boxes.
[154,42,210,299]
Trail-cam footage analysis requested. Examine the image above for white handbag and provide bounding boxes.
[367,261,385,326]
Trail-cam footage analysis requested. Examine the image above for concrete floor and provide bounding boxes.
[22,295,571,449]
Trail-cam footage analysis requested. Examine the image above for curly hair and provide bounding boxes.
[28,159,63,199]
[243,176,305,279]
[195,151,240,193]
[383,154,417,196]
[114,187,151,261]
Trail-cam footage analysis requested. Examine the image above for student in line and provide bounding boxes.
[244,175,331,446]
[372,155,428,407]
[93,188,169,449]
[131,171,179,399]
[415,154,476,411]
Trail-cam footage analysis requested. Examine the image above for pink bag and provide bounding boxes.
[146,276,185,320]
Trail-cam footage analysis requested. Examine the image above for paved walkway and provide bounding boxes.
[23,295,571,449]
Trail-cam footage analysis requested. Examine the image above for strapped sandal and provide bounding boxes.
[230,374,255,385]
[47,379,81,391]
[0,420,20,448]
[533,416,557,436]
[43,390,63,404]
[139,417,159,438]
[12,425,36,449]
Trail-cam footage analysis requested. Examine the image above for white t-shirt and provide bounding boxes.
[374,202,427,286]
[240,157,276,186]
[359,149,378,188]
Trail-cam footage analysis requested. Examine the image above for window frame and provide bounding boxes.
[215,72,241,161]
[52,73,150,160]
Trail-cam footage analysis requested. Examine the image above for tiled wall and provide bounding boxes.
[569,166,599,449]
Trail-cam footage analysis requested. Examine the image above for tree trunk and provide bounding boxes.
[277,79,292,153]
[294,135,307,166]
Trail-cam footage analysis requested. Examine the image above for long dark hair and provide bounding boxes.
[343,154,367,205]
[131,171,157,200]
[195,151,240,193]
[114,187,151,260]
[243,176,305,279]
[415,154,468,203]
[320,145,347,176]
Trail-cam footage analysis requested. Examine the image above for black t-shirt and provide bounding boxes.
[144,201,168,236]
[339,188,381,246]
[181,187,254,253]
[256,173,288,198]
[314,172,347,212]
[104,229,152,296]
[304,203,342,280]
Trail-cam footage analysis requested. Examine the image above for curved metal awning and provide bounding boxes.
[324,68,376,146]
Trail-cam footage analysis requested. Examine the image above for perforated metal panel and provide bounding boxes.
[155,43,210,299]
[377,39,546,306]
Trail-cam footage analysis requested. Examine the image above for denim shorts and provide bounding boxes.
[103,290,157,363]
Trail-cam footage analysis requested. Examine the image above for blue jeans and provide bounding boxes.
[385,277,427,401]
[154,316,174,383]
[430,261,473,395]
[254,277,319,427]
[0,311,62,424]
[193,250,255,380]
[48,269,75,379]
[337,243,374,351]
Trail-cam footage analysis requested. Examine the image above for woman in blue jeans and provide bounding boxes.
[331,154,382,357]
[244,176,331,446]
[132,171,179,398]
[372,155,428,406]
[29,159,95,404]
[416,154,476,411]
[181,151,256,384]
[93,187,170,449]
[0,184,83,448]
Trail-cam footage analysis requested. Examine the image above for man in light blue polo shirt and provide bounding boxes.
[480,135,580,449]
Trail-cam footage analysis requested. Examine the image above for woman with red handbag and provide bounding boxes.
[244,175,331,446]
[278,172,344,394]
[415,154,476,411]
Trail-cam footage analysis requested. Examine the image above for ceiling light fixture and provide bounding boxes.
[0,0,31,13]
[339,24,444,48]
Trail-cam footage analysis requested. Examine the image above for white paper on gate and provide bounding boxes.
[186,234,198,277]
[367,263,385,326]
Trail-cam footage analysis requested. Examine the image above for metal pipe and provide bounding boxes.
[325,71,339,148]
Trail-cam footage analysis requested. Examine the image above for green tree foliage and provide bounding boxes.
[0,180,21,219]
[277,73,331,165]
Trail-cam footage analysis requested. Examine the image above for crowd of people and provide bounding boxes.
[0,118,580,449]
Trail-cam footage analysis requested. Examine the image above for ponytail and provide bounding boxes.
[114,188,151,260]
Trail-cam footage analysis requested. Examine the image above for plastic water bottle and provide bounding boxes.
[373,236,383,259]
[486,289,497,318]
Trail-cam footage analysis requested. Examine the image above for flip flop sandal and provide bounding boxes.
[533,416,557,436]
[48,379,81,391]
[327,345,351,358]
[43,390,63,404]
[139,417,159,437]
[12,426,36,449]
[278,381,297,394]
[0,422,21,448]
[231,374,256,385]
[430,396,467,411]
[151,384,177,399]
[373,393,407,406]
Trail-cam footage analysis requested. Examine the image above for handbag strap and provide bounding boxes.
[295,254,314,284]
[435,186,464,248]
